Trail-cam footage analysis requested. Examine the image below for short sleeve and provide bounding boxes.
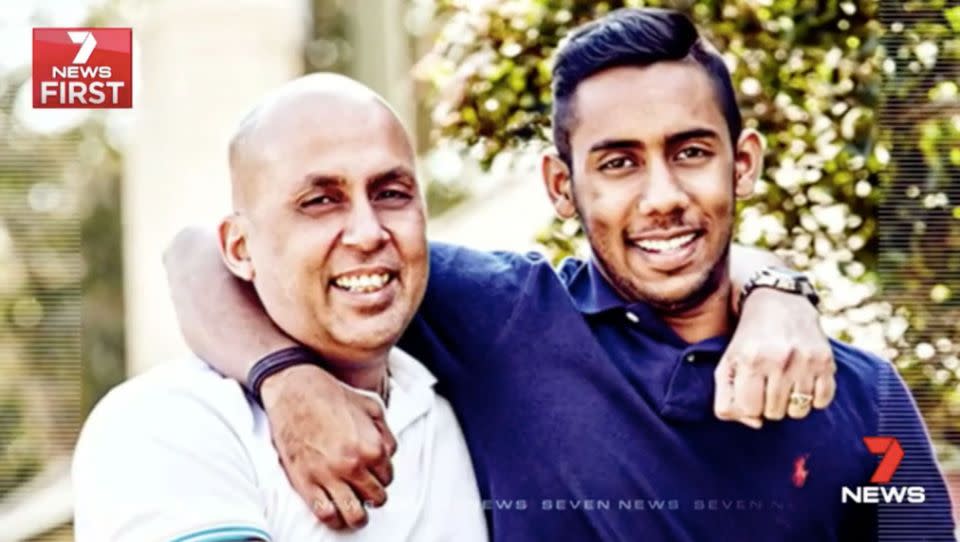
[72,373,272,542]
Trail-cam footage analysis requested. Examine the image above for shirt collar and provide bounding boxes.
[565,257,752,421]
[565,257,730,354]
[342,347,438,434]
[565,257,690,346]
[565,257,634,315]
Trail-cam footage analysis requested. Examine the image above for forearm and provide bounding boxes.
[163,226,296,384]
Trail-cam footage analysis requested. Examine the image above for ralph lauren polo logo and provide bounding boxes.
[792,453,810,488]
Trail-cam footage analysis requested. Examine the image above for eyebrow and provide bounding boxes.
[368,166,415,189]
[665,128,720,147]
[297,166,415,194]
[587,128,722,154]
[301,173,345,189]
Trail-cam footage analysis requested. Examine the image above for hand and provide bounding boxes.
[714,289,837,429]
[260,364,398,529]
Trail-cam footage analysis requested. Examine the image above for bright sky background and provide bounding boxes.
[0,0,110,76]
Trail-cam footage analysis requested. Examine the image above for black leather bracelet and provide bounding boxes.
[247,346,320,407]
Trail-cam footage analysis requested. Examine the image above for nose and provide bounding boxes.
[342,198,388,252]
[636,158,691,216]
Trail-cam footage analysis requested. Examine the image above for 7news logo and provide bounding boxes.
[841,436,926,504]
[32,28,132,108]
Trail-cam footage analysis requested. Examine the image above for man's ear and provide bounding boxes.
[218,214,255,282]
[733,128,764,199]
[541,152,577,219]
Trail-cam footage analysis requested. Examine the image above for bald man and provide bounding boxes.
[71,74,489,542]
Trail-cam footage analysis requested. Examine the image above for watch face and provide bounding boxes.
[746,268,819,307]
[778,277,798,290]
[772,267,805,280]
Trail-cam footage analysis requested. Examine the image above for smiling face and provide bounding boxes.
[543,61,762,312]
[221,83,428,365]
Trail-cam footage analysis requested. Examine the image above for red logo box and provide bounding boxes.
[32,28,132,109]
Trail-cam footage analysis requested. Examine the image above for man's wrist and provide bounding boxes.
[247,346,321,406]
[738,266,820,313]
[259,363,334,411]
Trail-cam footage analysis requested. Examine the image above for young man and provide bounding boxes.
[163,8,954,541]
[72,75,489,542]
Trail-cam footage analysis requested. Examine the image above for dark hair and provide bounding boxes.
[550,8,742,167]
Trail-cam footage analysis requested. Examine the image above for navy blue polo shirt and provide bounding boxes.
[398,243,955,541]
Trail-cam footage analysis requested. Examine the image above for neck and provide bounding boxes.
[658,280,734,343]
[323,351,390,395]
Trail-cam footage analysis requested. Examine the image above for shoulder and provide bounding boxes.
[417,242,565,335]
[554,256,589,286]
[831,340,885,380]
[831,340,889,392]
[72,360,269,542]
[427,241,556,291]
[75,358,256,462]
[407,245,583,365]
[829,339,911,413]
[86,358,252,419]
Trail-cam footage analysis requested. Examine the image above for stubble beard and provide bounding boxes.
[586,218,734,316]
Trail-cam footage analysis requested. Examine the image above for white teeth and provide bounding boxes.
[635,233,696,253]
[333,272,393,292]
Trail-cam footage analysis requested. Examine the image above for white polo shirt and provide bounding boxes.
[72,349,488,542]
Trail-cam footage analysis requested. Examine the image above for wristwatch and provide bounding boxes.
[739,266,820,309]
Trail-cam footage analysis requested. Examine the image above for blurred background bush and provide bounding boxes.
[0,0,957,539]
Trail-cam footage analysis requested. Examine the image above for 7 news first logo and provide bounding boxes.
[841,436,925,504]
[32,28,132,108]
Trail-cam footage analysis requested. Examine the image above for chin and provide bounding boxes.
[627,272,702,307]
[333,319,404,351]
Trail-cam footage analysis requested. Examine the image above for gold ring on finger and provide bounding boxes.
[789,392,813,409]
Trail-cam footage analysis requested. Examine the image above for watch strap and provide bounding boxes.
[739,267,820,310]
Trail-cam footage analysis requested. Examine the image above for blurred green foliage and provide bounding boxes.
[0,109,124,503]
[415,0,960,448]
[0,5,125,506]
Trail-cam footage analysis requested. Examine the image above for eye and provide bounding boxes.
[598,156,637,171]
[675,147,712,161]
[301,194,339,208]
[375,189,411,201]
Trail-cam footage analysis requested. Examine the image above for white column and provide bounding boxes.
[343,0,417,137]
[122,0,308,374]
